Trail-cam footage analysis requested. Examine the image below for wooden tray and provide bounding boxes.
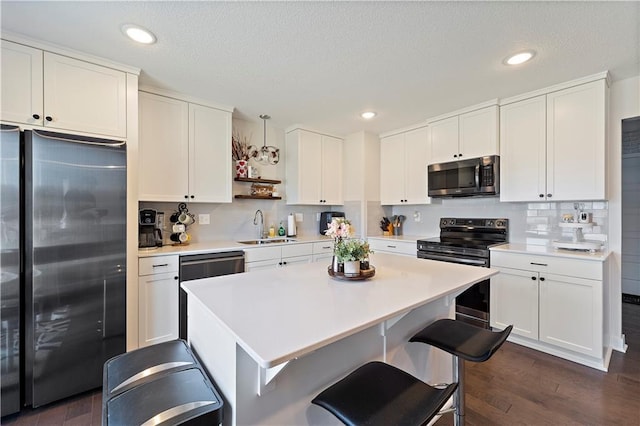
[327,266,376,281]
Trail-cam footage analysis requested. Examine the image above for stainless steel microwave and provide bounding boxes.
[428,155,499,197]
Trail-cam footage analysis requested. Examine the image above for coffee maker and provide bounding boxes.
[139,209,163,248]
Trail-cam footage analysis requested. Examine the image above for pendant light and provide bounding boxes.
[248,114,279,165]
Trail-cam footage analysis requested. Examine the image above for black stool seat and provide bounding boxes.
[312,361,457,426]
[410,319,513,362]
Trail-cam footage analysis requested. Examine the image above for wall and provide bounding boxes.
[622,116,640,297]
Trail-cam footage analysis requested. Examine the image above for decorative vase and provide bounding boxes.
[344,260,360,277]
[235,160,248,178]
[332,256,344,273]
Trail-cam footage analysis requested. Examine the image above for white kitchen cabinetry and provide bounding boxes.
[244,243,313,271]
[367,238,416,257]
[286,128,343,205]
[1,40,127,137]
[380,126,431,205]
[138,91,232,203]
[500,77,608,202]
[138,256,179,347]
[312,241,335,263]
[428,105,499,164]
[490,250,606,368]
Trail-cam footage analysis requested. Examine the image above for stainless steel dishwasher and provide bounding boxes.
[179,251,245,339]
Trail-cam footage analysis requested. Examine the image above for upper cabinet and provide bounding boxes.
[1,40,127,138]
[428,104,499,164]
[380,125,432,205]
[500,77,608,202]
[138,91,232,203]
[286,128,343,205]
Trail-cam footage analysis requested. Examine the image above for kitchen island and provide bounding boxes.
[182,253,498,425]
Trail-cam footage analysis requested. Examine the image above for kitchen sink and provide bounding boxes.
[237,238,297,245]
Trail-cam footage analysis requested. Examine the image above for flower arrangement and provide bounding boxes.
[324,217,354,243]
[232,129,252,161]
[334,239,372,263]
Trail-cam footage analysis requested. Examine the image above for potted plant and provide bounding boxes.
[324,218,354,272]
[335,239,373,277]
[232,130,252,177]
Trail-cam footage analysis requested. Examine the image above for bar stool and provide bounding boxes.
[311,319,511,426]
[312,361,457,425]
[410,319,513,426]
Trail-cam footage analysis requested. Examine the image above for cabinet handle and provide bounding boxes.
[459,153,462,157]
[283,261,287,265]
[453,154,458,158]
[184,195,189,199]
[539,277,546,282]
[547,194,552,198]
[174,276,179,280]
[322,246,332,249]
[531,276,537,280]
[387,245,396,248]
[190,195,195,199]
[152,263,169,267]
[45,116,53,122]
[278,262,282,266]
[530,262,547,266]
[539,194,544,198]
[32,114,40,120]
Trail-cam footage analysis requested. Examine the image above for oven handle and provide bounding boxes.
[420,253,487,267]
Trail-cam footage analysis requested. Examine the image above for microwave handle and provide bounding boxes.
[475,163,481,189]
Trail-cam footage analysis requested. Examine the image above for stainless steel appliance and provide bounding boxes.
[1,126,126,415]
[428,155,499,198]
[319,211,345,235]
[417,218,508,328]
[179,252,245,339]
[138,208,162,248]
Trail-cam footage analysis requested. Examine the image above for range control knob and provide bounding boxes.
[441,219,448,227]
[496,220,505,227]
[487,220,494,227]
[449,219,455,225]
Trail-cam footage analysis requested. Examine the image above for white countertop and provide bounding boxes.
[181,252,498,368]
[138,235,334,258]
[491,243,610,261]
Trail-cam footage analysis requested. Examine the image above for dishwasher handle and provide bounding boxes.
[179,251,245,265]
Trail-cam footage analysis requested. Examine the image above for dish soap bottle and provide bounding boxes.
[268,224,275,238]
[278,222,286,237]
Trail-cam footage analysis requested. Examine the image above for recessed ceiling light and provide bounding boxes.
[504,50,535,66]
[121,24,156,44]
[361,111,377,119]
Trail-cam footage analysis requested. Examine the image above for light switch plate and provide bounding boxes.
[199,214,210,225]
[295,213,303,222]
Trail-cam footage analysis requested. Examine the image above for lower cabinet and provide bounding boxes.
[244,243,313,271]
[367,237,417,257]
[490,250,606,367]
[138,256,179,347]
[312,241,334,264]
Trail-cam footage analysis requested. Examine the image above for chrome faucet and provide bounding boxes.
[253,209,264,239]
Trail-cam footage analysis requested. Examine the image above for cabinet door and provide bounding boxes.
[546,80,607,201]
[43,53,126,137]
[1,40,43,126]
[490,267,539,339]
[138,272,179,347]
[321,135,343,205]
[281,255,313,267]
[429,116,459,164]
[297,130,323,204]
[539,274,602,356]
[245,259,281,271]
[380,133,405,205]
[404,127,430,204]
[499,96,547,202]
[459,106,499,160]
[189,104,232,202]
[138,92,189,201]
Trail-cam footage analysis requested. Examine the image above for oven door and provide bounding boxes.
[417,251,490,329]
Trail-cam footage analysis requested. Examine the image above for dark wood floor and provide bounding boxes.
[3,303,639,425]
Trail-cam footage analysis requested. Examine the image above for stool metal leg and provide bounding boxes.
[453,355,465,426]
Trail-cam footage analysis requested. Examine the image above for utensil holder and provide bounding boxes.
[393,225,402,236]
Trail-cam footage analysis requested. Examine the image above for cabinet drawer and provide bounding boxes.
[282,242,313,258]
[139,255,179,276]
[313,241,335,255]
[491,251,602,280]
[368,238,416,256]
[243,246,282,262]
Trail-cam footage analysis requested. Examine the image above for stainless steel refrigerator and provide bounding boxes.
[1,126,126,416]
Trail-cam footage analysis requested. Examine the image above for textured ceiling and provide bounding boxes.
[1,1,639,136]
